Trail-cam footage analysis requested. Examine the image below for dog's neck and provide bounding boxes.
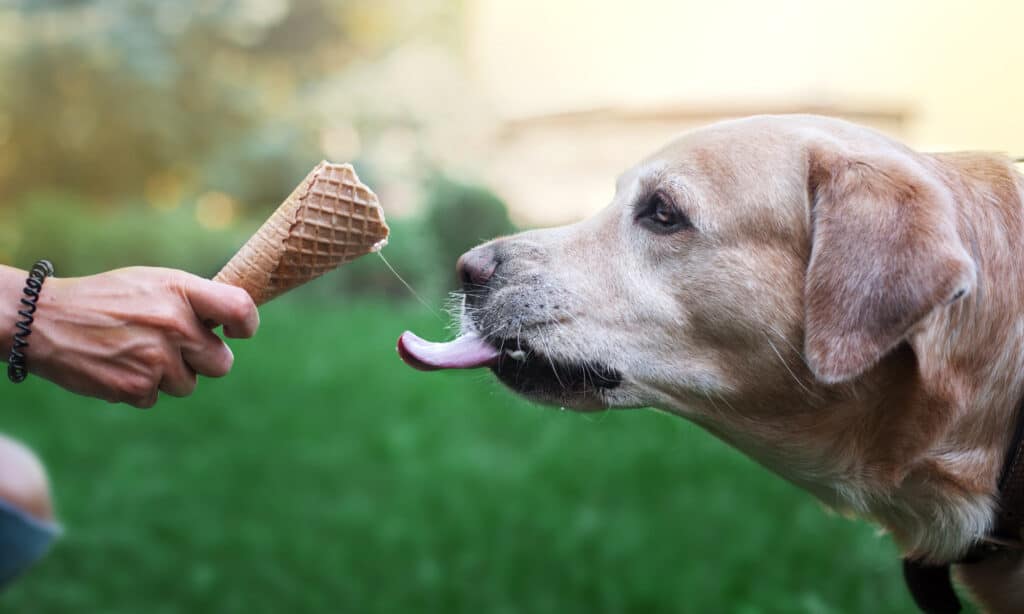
[687,155,1024,563]
[889,154,1024,557]
[844,154,1024,562]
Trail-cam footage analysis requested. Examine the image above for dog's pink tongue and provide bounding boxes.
[397,331,500,371]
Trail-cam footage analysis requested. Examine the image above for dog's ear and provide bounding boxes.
[804,145,976,384]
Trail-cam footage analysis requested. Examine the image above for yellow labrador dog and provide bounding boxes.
[398,115,1024,613]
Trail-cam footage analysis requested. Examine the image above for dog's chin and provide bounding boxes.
[488,339,622,411]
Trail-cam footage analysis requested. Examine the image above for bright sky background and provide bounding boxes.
[467,0,1024,152]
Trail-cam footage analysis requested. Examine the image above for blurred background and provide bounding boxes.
[3,0,1022,611]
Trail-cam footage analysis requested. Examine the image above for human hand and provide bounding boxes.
[2,266,259,408]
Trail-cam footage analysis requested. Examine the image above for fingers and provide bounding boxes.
[180,327,235,378]
[38,267,258,411]
[157,306,236,405]
[159,359,198,398]
[183,276,260,339]
[124,353,202,407]
[126,290,240,407]
[111,371,162,409]
[134,388,159,410]
[106,269,256,408]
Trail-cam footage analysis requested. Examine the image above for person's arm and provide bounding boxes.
[0,266,23,358]
[1,265,259,408]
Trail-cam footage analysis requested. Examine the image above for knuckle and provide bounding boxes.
[138,346,167,370]
[120,375,155,401]
[153,306,188,335]
[175,371,198,396]
[157,267,186,285]
[98,374,127,403]
[132,394,157,410]
[162,314,192,340]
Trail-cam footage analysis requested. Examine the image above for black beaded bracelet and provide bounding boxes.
[8,260,55,383]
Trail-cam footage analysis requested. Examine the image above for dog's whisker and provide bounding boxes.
[533,333,567,392]
[764,324,817,374]
[762,331,819,401]
[709,389,742,417]
[701,389,725,416]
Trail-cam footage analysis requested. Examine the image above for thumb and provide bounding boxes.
[183,276,260,339]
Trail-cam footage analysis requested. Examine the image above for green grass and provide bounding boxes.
[2,300,923,613]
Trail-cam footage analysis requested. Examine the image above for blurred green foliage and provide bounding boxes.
[424,174,516,290]
[2,301,922,613]
[6,192,249,277]
[330,176,517,302]
[0,0,462,207]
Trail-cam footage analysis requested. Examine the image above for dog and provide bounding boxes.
[398,114,1024,612]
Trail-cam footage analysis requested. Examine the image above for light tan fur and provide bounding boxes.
[459,115,1024,612]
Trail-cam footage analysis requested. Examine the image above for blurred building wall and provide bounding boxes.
[464,0,1024,224]
[482,106,909,225]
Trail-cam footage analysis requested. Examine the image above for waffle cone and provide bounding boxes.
[214,161,389,305]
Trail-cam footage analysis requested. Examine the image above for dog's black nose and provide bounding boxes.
[456,245,498,290]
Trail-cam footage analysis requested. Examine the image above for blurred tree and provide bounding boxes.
[423,174,515,292]
[8,191,250,276]
[0,0,462,209]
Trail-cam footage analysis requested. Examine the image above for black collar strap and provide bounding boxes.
[902,396,1024,613]
[902,559,962,614]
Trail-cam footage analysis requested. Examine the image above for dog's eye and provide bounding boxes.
[636,191,691,234]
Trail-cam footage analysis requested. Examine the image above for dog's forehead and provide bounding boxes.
[615,133,768,212]
[615,159,668,200]
[622,125,775,192]
[613,119,813,238]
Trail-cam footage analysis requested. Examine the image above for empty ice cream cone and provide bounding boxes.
[214,161,389,305]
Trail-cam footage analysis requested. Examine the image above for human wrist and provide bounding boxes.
[0,265,28,358]
[3,262,58,381]
[22,274,69,376]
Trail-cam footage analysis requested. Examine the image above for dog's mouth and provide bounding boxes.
[397,330,621,406]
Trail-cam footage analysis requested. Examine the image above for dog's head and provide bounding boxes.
[400,115,976,426]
